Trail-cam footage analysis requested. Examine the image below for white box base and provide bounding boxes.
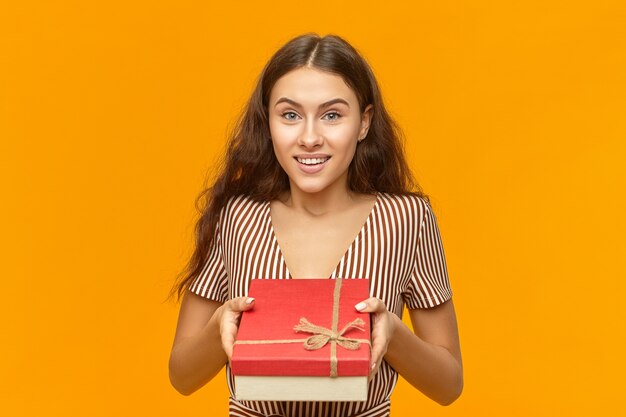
[234,376,368,402]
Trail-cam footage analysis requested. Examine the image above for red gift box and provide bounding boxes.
[232,278,371,401]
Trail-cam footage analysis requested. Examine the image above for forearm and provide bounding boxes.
[169,309,227,395]
[384,314,463,405]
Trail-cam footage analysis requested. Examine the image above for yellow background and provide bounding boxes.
[2,1,625,416]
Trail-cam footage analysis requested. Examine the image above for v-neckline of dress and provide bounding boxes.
[266,193,380,279]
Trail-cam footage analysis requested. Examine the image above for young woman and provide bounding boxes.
[168,33,463,417]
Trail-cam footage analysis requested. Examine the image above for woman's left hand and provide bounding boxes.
[355,297,398,380]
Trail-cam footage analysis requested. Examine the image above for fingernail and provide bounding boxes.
[355,302,366,311]
[246,297,255,304]
[371,362,376,370]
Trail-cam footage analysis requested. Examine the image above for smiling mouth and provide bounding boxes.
[295,157,331,165]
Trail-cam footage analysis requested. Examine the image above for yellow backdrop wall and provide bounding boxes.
[2,1,625,416]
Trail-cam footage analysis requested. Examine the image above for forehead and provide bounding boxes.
[269,67,358,106]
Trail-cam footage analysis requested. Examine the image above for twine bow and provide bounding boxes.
[293,317,366,350]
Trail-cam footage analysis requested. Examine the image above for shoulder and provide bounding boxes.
[219,194,268,229]
[376,192,432,223]
[222,194,266,212]
[373,193,433,238]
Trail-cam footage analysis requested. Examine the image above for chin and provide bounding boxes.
[290,179,332,195]
[292,185,327,195]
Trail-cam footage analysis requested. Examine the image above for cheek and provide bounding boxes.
[322,118,360,139]
[269,127,294,165]
[323,124,360,151]
[270,127,299,156]
[270,135,290,158]
[268,117,279,138]
[269,116,297,140]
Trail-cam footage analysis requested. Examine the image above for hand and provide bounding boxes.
[355,297,397,380]
[216,297,255,361]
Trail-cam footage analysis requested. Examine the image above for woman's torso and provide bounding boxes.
[190,192,450,417]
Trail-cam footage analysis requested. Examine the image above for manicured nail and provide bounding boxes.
[355,302,366,311]
[246,297,255,304]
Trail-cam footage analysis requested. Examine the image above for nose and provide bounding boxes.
[297,118,323,149]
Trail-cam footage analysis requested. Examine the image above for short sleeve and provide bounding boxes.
[403,200,453,309]
[187,218,229,303]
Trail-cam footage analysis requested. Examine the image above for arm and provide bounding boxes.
[168,290,254,396]
[356,298,463,406]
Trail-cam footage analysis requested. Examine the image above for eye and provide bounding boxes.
[323,111,341,121]
[282,111,299,121]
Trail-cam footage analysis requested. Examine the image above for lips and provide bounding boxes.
[293,155,331,174]
[295,156,330,165]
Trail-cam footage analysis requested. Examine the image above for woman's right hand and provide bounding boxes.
[216,297,256,361]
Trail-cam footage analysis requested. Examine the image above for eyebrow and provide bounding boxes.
[273,97,350,109]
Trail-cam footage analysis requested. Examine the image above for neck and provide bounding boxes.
[282,181,359,217]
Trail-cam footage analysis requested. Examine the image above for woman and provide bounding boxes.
[168,33,463,417]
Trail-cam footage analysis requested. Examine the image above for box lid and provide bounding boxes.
[231,278,371,377]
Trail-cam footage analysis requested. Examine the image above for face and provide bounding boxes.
[268,67,372,197]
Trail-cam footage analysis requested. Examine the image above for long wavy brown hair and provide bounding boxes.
[167,33,427,303]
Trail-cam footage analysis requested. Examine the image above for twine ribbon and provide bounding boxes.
[293,317,366,350]
[234,278,370,377]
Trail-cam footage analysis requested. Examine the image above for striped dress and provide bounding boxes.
[189,192,453,417]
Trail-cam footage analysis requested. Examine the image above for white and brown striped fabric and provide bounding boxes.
[189,192,453,417]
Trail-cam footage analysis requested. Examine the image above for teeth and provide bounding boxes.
[297,157,329,165]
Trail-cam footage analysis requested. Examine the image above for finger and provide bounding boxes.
[228,296,255,312]
[221,298,254,360]
[368,346,385,382]
[369,338,386,373]
[368,339,382,382]
[354,297,385,313]
[222,330,235,360]
[368,360,381,382]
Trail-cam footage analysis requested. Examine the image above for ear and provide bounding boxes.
[359,104,374,141]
